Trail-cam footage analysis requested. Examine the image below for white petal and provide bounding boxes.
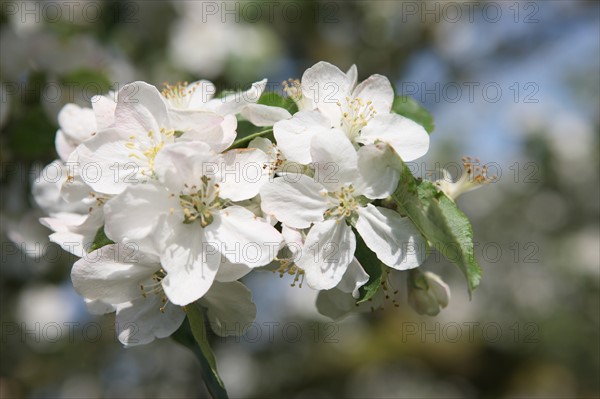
[215,257,252,282]
[346,65,358,90]
[301,61,351,126]
[185,80,217,109]
[55,130,76,162]
[178,113,237,153]
[153,141,216,191]
[217,148,270,201]
[316,285,385,320]
[115,296,185,347]
[160,223,221,305]
[274,110,331,164]
[42,208,103,257]
[352,74,394,114]
[199,281,256,337]
[357,114,429,162]
[355,204,426,270]
[281,224,304,259]
[57,103,97,143]
[204,206,282,267]
[84,298,115,315]
[335,258,369,298]
[355,143,400,199]
[260,175,328,229]
[209,79,267,116]
[103,183,177,244]
[297,219,356,290]
[76,128,146,195]
[71,244,159,304]
[241,103,291,126]
[91,93,117,129]
[115,81,169,133]
[425,272,450,308]
[310,128,358,191]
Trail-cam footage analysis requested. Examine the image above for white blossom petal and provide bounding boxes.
[355,204,425,270]
[199,281,256,337]
[335,258,369,299]
[260,175,328,229]
[241,103,291,126]
[71,244,159,304]
[355,143,400,199]
[160,223,221,306]
[302,61,351,126]
[115,296,185,347]
[352,74,394,114]
[274,110,331,164]
[298,219,356,290]
[204,206,282,267]
[310,128,358,191]
[357,113,429,162]
[217,148,270,201]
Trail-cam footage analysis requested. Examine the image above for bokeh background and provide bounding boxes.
[1,1,599,398]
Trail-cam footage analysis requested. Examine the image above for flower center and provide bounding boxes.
[325,185,359,220]
[178,176,223,227]
[162,81,196,109]
[337,97,377,141]
[126,128,175,176]
[139,269,170,313]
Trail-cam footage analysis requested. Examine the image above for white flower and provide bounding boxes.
[274,61,429,164]
[407,270,450,316]
[103,141,282,305]
[75,81,227,195]
[434,156,495,201]
[71,244,257,346]
[54,93,117,162]
[260,129,425,290]
[161,78,291,127]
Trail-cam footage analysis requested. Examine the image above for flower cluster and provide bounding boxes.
[34,61,488,346]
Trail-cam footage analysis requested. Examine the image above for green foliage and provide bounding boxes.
[257,92,299,114]
[59,69,112,94]
[185,303,229,399]
[88,226,115,252]
[354,231,385,304]
[391,158,482,296]
[392,95,435,134]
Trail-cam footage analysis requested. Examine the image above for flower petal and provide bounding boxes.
[241,103,291,127]
[57,103,97,143]
[352,74,394,114]
[260,175,328,229]
[335,258,369,298]
[215,257,252,282]
[297,219,356,290]
[355,143,400,199]
[274,110,331,164]
[301,61,351,126]
[355,204,426,270]
[357,113,430,162]
[160,223,221,306]
[104,182,177,245]
[199,281,256,337]
[310,128,358,191]
[115,81,169,133]
[71,244,159,305]
[204,206,282,267]
[217,148,270,201]
[115,296,185,347]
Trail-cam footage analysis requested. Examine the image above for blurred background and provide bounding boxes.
[1,0,598,398]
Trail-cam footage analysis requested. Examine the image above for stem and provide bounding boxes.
[230,128,273,149]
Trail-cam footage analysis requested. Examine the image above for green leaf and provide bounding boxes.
[392,96,435,134]
[185,302,229,399]
[59,68,112,94]
[391,158,482,296]
[354,230,384,304]
[229,127,273,149]
[257,92,299,114]
[88,226,114,252]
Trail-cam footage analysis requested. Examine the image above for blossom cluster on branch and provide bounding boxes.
[33,62,490,348]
